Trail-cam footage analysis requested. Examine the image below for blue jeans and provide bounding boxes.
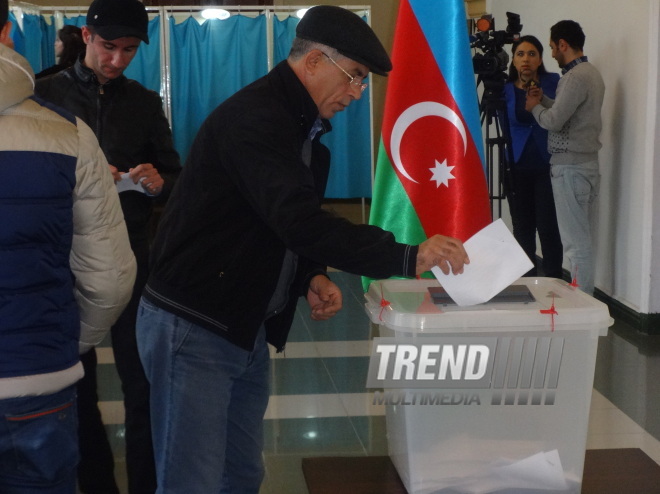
[0,385,78,494]
[136,297,270,494]
[551,162,600,295]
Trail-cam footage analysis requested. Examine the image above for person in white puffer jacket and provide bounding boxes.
[0,5,136,492]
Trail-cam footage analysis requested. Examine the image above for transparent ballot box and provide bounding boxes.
[364,278,612,494]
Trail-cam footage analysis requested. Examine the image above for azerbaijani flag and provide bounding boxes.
[362,0,490,291]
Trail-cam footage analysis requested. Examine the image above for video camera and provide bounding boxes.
[471,12,522,77]
[469,13,523,217]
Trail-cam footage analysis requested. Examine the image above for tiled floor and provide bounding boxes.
[94,201,660,493]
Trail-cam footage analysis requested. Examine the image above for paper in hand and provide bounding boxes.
[116,172,146,194]
[431,219,534,306]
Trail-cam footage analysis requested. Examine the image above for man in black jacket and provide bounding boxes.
[136,5,469,494]
[35,0,181,493]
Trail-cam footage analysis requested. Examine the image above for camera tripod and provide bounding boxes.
[477,77,516,219]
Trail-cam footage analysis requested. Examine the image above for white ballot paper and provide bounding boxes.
[488,449,569,492]
[431,218,533,306]
[116,172,146,194]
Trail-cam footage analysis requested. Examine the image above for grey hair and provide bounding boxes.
[288,38,343,62]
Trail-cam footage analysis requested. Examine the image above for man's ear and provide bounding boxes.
[0,21,13,48]
[303,49,324,74]
[81,26,93,44]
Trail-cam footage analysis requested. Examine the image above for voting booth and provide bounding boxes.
[365,277,612,494]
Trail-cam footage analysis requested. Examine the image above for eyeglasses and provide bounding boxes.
[321,52,368,93]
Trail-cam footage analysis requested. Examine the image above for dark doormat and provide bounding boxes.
[302,449,660,494]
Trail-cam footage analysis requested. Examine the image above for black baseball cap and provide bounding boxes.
[86,0,149,44]
[296,5,392,76]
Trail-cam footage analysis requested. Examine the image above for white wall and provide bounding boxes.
[487,0,660,314]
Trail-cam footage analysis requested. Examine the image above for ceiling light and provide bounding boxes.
[296,8,309,19]
[201,8,230,20]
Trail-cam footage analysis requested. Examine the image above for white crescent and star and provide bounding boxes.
[390,102,467,187]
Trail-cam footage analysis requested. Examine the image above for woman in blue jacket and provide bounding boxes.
[504,35,563,278]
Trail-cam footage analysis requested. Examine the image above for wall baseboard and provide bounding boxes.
[550,262,660,336]
[594,288,660,336]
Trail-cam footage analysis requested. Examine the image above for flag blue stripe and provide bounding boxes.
[408,0,485,167]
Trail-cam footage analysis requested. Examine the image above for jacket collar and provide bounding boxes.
[268,60,331,140]
[72,57,126,90]
[561,55,588,75]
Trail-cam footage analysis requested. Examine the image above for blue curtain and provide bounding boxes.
[272,15,372,198]
[12,10,373,198]
[272,16,297,65]
[40,16,56,71]
[8,12,24,58]
[63,15,85,28]
[124,17,161,93]
[169,15,268,162]
[9,12,44,73]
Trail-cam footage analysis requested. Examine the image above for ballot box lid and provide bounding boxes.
[365,277,612,334]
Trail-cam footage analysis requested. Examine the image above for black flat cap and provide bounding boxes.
[87,0,149,44]
[296,5,392,76]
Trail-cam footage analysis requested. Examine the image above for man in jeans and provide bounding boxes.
[526,20,605,295]
[0,0,136,491]
[137,5,470,493]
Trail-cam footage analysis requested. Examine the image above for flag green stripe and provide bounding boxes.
[362,139,427,291]
[369,140,426,243]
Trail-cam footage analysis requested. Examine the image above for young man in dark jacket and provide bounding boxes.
[35,0,181,492]
[136,6,470,493]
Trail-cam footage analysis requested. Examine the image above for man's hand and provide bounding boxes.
[108,164,122,183]
[416,235,469,275]
[129,163,164,196]
[525,86,543,112]
[306,275,343,321]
